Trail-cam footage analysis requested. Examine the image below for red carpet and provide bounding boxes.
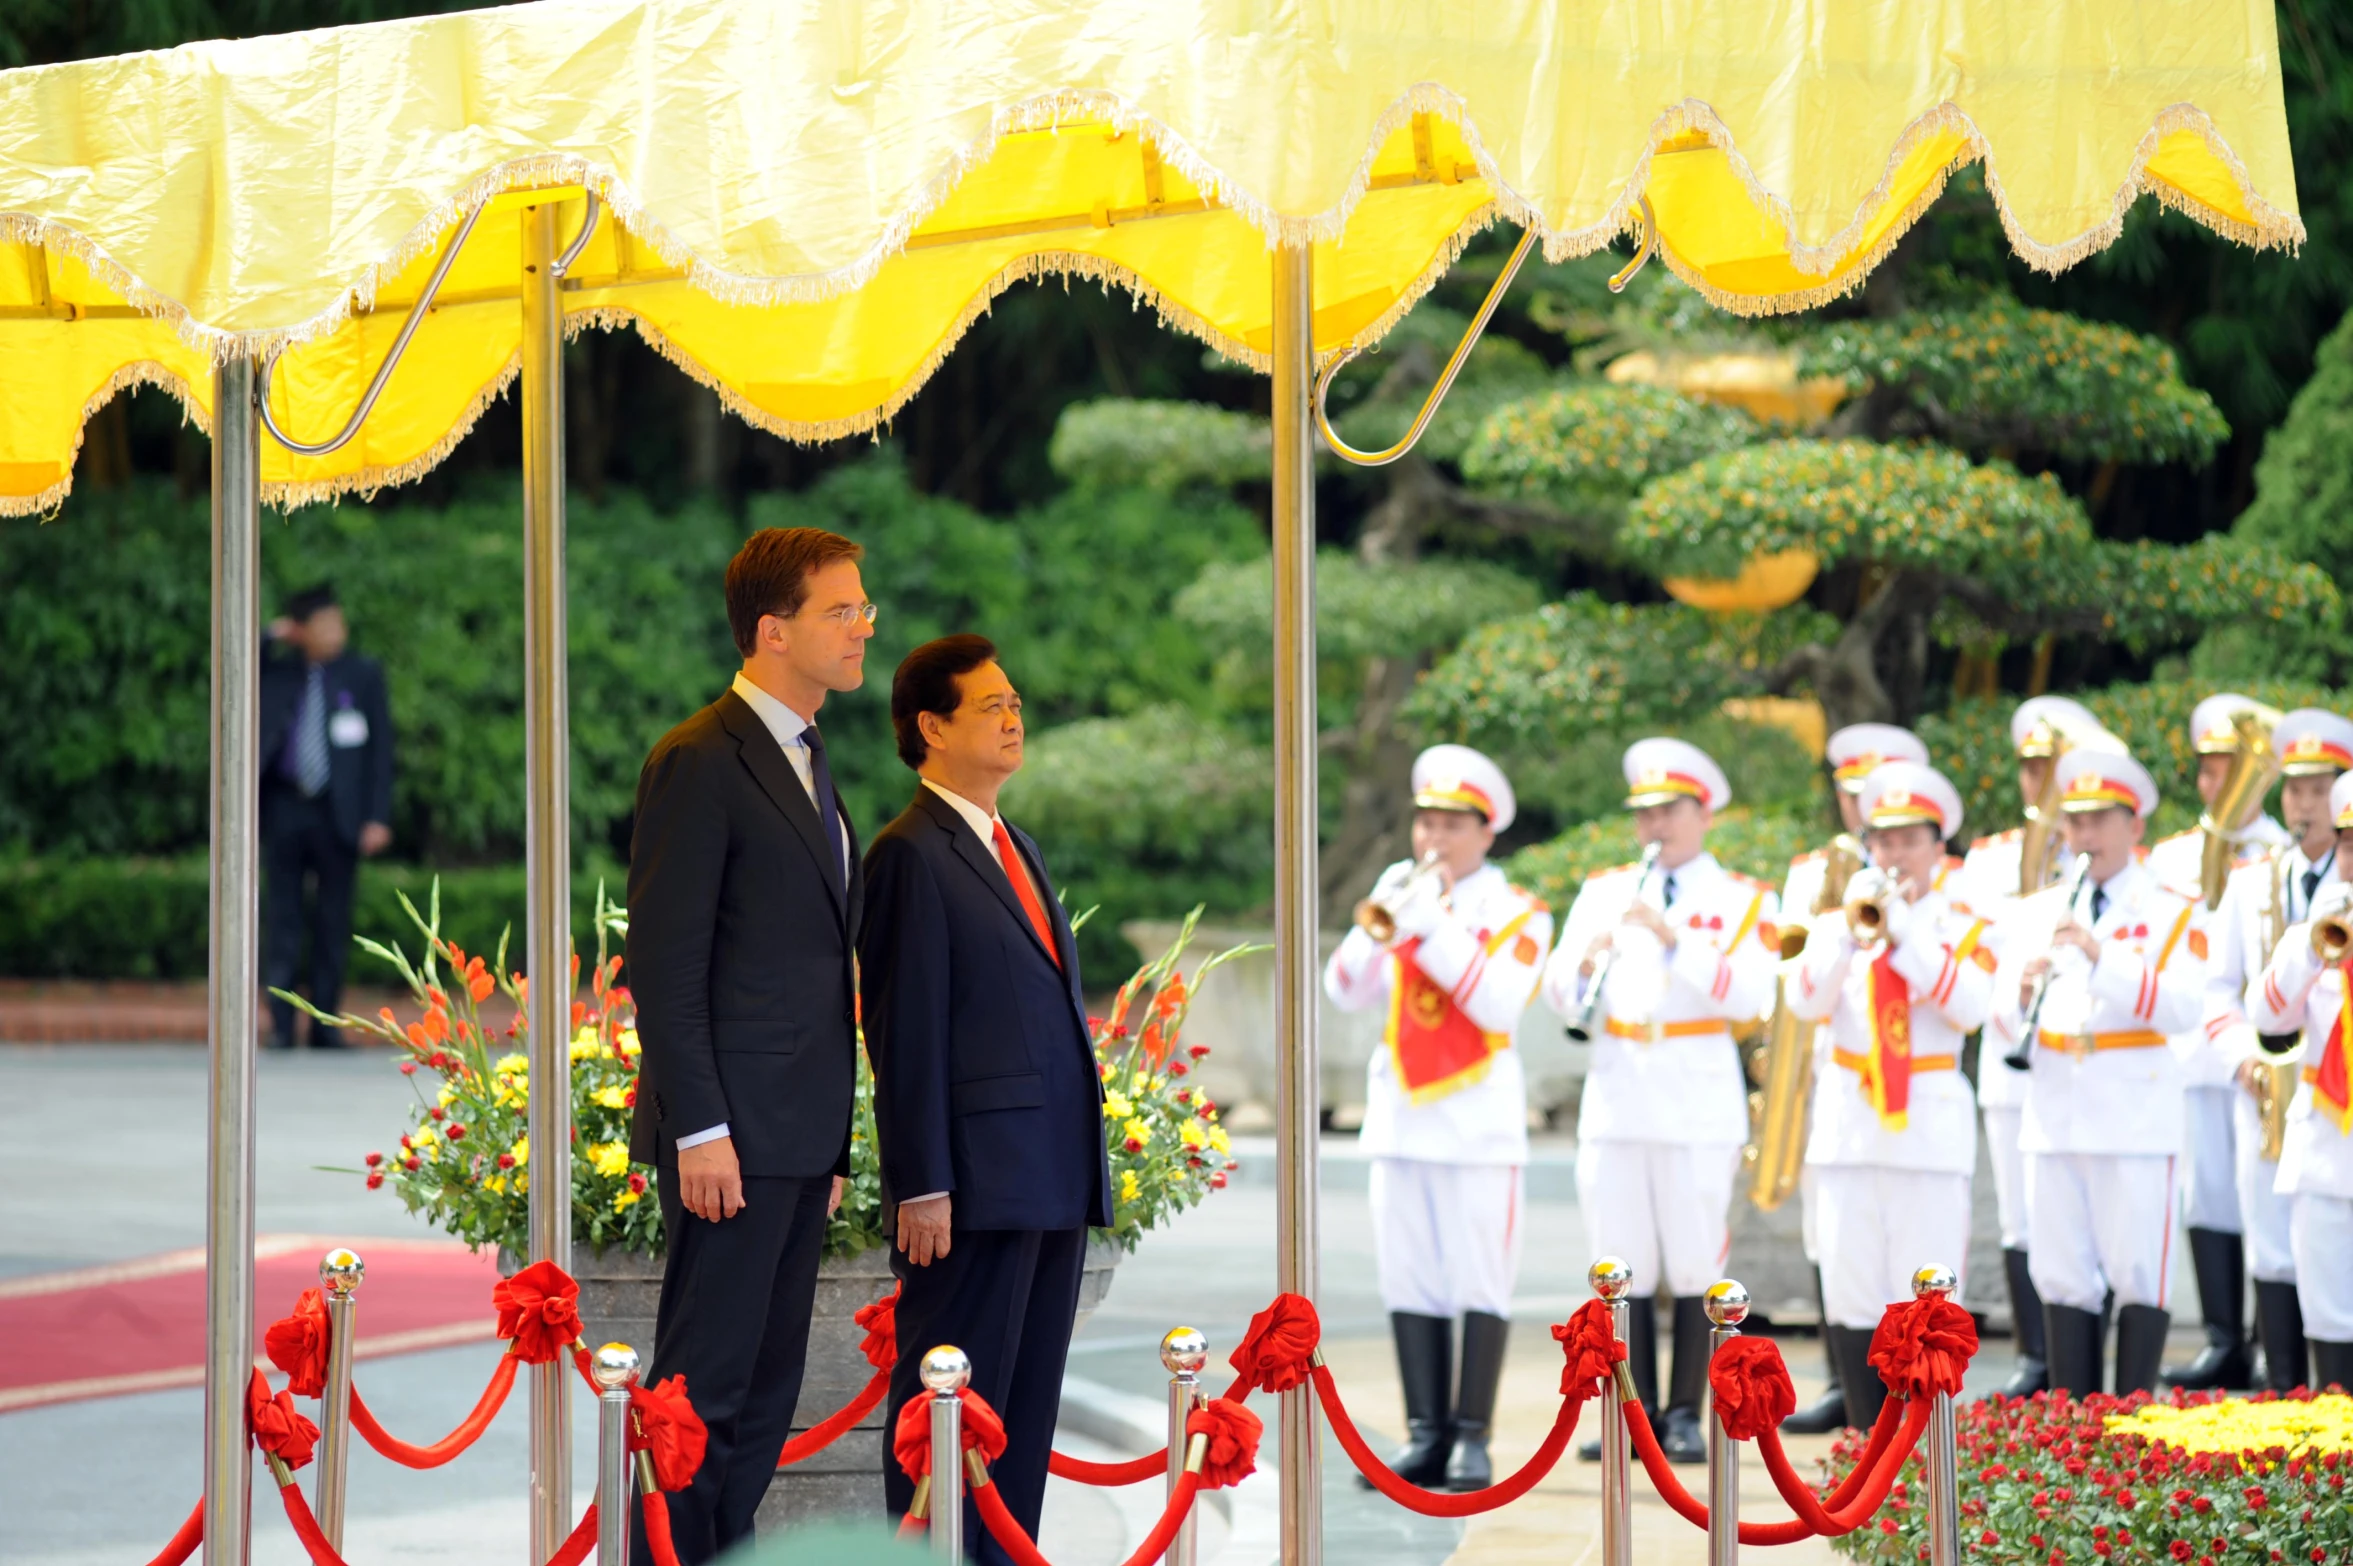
[0,1234,503,1413]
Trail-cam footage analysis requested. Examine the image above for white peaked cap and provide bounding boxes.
[2011,695,2108,758]
[2057,745,2160,820]
[1622,736,1730,812]
[1826,723,1929,794]
[2332,770,2353,830]
[2190,692,2266,755]
[1858,761,1965,841]
[1412,743,1516,833]
[2274,709,2353,777]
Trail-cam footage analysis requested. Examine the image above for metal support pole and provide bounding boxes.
[314,1249,365,1550]
[1162,1328,1208,1566]
[203,356,262,1566]
[520,196,576,1564]
[1588,1259,1634,1566]
[1268,238,1322,1566]
[1913,1265,1961,1566]
[921,1347,971,1563]
[1704,1279,1749,1566]
[590,1345,639,1566]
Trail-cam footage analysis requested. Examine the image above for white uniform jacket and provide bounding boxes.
[2248,881,2353,1200]
[1790,888,1992,1175]
[1994,860,2204,1157]
[1542,852,1779,1147]
[1324,861,1551,1165]
[1958,827,2033,1110]
[2150,817,2290,1087]
[2206,843,2341,1073]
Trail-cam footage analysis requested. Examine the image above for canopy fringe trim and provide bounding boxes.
[0,358,204,518]
[259,355,520,511]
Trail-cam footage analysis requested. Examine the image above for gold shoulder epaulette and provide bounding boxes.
[1789,848,1824,867]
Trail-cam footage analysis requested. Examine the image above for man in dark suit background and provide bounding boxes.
[625,526,876,1561]
[861,634,1112,1560]
[259,582,394,1051]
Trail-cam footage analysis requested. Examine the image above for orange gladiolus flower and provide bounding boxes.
[1140,1020,1168,1067]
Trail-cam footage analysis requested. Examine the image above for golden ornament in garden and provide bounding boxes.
[1664,550,1822,612]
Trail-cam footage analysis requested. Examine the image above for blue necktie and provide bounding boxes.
[803,722,845,897]
[295,665,331,797]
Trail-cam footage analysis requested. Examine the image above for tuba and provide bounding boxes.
[1744,833,1863,1211]
[1355,852,1446,944]
[2199,703,2286,910]
[2017,730,2075,896]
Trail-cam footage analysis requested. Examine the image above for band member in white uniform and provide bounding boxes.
[1779,722,1929,1434]
[2245,769,2353,1391]
[1959,693,2116,1396]
[1324,745,1551,1491]
[1994,746,2205,1397]
[2203,708,2353,1391]
[2148,694,2293,1391]
[1789,762,1992,1429]
[1543,737,1777,1463]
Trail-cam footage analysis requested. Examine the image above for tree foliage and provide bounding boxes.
[1174,551,1541,674]
[1048,399,1271,492]
[1458,384,1759,514]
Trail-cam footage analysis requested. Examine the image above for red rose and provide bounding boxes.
[1188,1044,1209,1059]
[1124,1137,1144,1153]
[447,1124,466,1141]
[404,1156,421,1171]
[1169,1062,1189,1078]
[364,1151,383,1167]
[627,1172,647,1194]
[365,1172,384,1190]
[399,1060,417,1075]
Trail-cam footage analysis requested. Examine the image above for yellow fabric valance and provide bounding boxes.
[0,0,2303,513]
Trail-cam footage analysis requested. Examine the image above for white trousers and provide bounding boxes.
[1368,1158,1524,1318]
[2180,1086,2242,1233]
[1813,1166,1973,1330]
[1575,1140,1742,1299]
[2233,1091,2297,1283]
[2025,1151,2177,1312]
[1983,1106,2030,1250]
[2291,1194,2353,1341]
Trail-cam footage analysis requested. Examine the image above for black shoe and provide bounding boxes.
[1361,1312,1452,1489]
[1999,1248,2049,1397]
[1828,1324,1888,1433]
[2311,1337,2353,1392]
[2113,1304,2171,1397]
[2044,1303,2105,1398]
[2255,1279,2309,1393]
[2164,1228,2250,1390]
[1658,1295,1712,1464]
[265,1032,298,1051]
[1659,1405,1707,1464]
[1445,1312,1508,1491]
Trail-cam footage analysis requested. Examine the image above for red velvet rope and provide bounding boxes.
[1754,1398,1931,1539]
[275,1470,597,1566]
[347,1355,521,1467]
[1312,1364,1581,1517]
[974,1467,1206,1566]
[1619,1392,1931,1544]
[642,1491,683,1566]
[1044,1371,1253,1485]
[897,1511,927,1540]
[143,1500,203,1566]
[776,1367,890,1468]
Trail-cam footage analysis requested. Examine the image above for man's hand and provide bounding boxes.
[828,1175,845,1217]
[2237,1057,2265,1098]
[2018,954,2052,1014]
[1620,902,1677,950]
[358,822,392,857]
[2050,921,2101,962]
[677,1136,745,1223]
[266,617,297,642]
[898,1195,952,1266]
[1579,929,1614,977]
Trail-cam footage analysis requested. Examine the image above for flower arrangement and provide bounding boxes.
[1824,1388,2353,1566]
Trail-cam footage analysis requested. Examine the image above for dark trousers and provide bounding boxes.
[261,786,358,1046]
[632,1171,831,1563]
[883,1226,1087,1566]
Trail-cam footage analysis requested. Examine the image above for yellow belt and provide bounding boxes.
[2036,1028,2167,1058]
[1833,1048,1957,1074]
[1603,1018,1730,1042]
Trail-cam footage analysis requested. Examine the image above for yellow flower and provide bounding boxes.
[589,1142,631,1179]
[1121,1117,1151,1147]
[1103,1091,1133,1120]
[1208,1127,1230,1154]
[2107,1392,2353,1457]
[1118,1170,1141,1203]
[615,1029,641,1058]
[613,1188,641,1212]
[1180,1119,1206,1151]
[436,1084,457,1108]
[592,1084,631,1110]
[510,1135,529,1167]
[1130,1072,1151,1094]
[484,1175,507,1195]
[410,1129,439,1155]
[569,1037,605,1062]
[495,1053,529,1075]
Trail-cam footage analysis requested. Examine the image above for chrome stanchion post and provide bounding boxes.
[1913,1264,1961,1566]
[922,1346,971,1563]
[314,1248,365,1550]
[1162,1327,1209,1566]
[590,1344,639,1566]
[1704,1279,1749,1566]
[1589,1258,1635,1566]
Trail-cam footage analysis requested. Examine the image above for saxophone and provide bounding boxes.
[2255,847,2300,1162]
[1744,833,1863,1210]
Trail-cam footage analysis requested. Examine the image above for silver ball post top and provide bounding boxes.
[1911,1263,1959,1300]
[590,1342,640,1391]
[921,1345,973,1395]
[1161,1327,1209,1376]
[1588,1256,1634,1301]
[1703,1278,1750,1327]
[319,1247,365,1296]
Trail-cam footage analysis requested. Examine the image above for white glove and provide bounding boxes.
[1878,893,1915,950]
[1382,871,1447,944]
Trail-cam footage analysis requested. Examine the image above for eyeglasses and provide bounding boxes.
[816,601,879,628]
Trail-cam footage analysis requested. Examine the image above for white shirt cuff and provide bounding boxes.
[674,1123,731,1150]
[901,1191,949,1205]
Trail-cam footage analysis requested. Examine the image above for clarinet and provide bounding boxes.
[1564,841,1664,1043]
[2001,852,2095,1071]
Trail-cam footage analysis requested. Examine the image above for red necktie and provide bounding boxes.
[992,818,1062,969]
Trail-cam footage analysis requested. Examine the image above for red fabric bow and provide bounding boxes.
[264,1287,331,1399]
[855,1287,900,1372]
[1869,1293,1979,1401]
[492,1260,583,1365]
[247,1370,320,1472]
[1186,1397,1263,1489]
[891,1388,1010,1482]
[1706,1336,1795,1442]
[1228,1293,1321,1395]
[1552,1298,1625,1402]
[627,1373,709,1493]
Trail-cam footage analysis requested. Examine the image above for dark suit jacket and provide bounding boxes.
[625,688,860,1178]
[258,647,395,847]
[860,785,1113,1233]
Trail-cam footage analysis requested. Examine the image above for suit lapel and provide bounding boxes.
[918,787,1062,970]
[1008,821,1088,1017]
[717,690,845,922]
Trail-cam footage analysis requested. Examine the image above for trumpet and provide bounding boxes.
[2003,851,2094,1071]
[1564,841,1664,1043]
[1355,852,1446,944]
[2313,882,2353,964]
[1842,867,1899,945]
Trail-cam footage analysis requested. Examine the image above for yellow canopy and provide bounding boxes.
[0,0,2302,513]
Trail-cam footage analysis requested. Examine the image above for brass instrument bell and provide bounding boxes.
[1355,852,1446,944]
[2313,882,2353,965]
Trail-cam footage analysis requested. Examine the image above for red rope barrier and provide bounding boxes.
[1313,1364,1582,1517]
[1753,1400,1929,1539]
[974,1469,1206,1566]
[1619,1394,1932,1544]
[346,1356,521,1468]
[642,1491,683,1566]
[143,1500,203,1566]
[776,1368,889,1468]
[275,1473,597,1566]
[1048,1448,1168,1485]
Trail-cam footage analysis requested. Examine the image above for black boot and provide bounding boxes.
[2255,1280,2310,1393]
[1362,1312,1451,1488]
[2113,1304,2171,1397]
[1580,1294,1657,1462]
[2000,1248,2049,1397]
[2311,1337,2353,1392]
[1660,1296,1711,1464]
[1781,1269,1848,1434]
[1827,1325,1888,1433]
[2163,1229,2250,1390]
[1445,1312,1509,1491]
[2044,1303,2104,1398]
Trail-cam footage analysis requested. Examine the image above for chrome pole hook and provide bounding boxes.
[1607,195,1658,295]
[258,190,600,457]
